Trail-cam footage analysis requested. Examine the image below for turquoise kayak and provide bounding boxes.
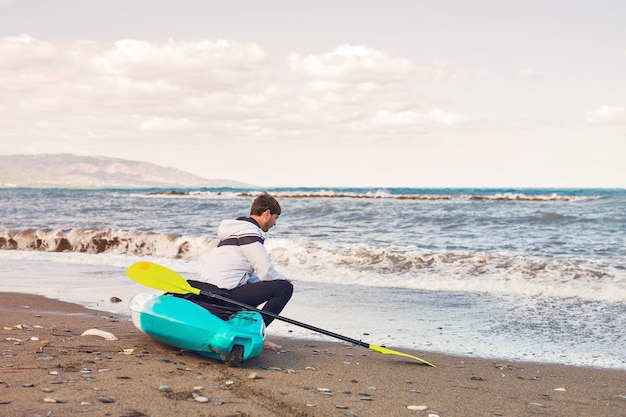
[129,293,265,366]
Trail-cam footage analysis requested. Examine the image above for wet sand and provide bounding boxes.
[1,292,624,417]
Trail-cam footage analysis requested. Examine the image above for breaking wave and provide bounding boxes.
[1,228,624,302]
[0,228,216,260]
[145,189,600,202]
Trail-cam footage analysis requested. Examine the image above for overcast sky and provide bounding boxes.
[1,0,624,187]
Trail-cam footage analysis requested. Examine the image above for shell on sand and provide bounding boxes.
[80,328,118,341]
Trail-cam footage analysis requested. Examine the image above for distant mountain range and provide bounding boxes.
[0,154,254,188]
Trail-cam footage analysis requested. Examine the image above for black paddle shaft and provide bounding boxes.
[198,289,371,350]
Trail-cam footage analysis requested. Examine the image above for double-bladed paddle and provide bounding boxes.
[126,261,435,367]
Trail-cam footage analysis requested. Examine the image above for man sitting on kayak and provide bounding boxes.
[198,192,293,351]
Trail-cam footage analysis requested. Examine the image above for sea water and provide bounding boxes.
[0,187,624,369]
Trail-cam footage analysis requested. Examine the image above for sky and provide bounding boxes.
[0,0,624,188]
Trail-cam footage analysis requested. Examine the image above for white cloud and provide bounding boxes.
[0,35,273,125]
[0,34,57,70]
[287,44,483,84]
[88,39,268,90]
[585,105,626,124]
[288,44,421,83]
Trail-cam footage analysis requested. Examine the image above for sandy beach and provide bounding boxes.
[1,292,624,417]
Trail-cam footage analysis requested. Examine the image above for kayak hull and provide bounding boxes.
[129,293,265,364]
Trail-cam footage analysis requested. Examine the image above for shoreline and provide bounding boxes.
[1,292,625,417]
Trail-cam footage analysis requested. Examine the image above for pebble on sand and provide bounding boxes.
[43,397,67,403]
[194,396,210,403]
[97,396,115,403]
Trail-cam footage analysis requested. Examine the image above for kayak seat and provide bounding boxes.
[167,280,243,321]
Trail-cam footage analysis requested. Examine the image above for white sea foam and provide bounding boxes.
[1,252,623,370]
[1,234,624,303]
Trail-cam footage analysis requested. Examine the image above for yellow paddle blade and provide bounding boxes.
[126,262,201,296]
[368,344,435,367]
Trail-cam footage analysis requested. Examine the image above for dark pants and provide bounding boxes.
[187,279,293,327]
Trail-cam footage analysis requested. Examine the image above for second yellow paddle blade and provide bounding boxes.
[368,344,435,367]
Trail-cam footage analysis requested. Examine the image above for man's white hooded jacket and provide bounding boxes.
[199,217,287,289]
